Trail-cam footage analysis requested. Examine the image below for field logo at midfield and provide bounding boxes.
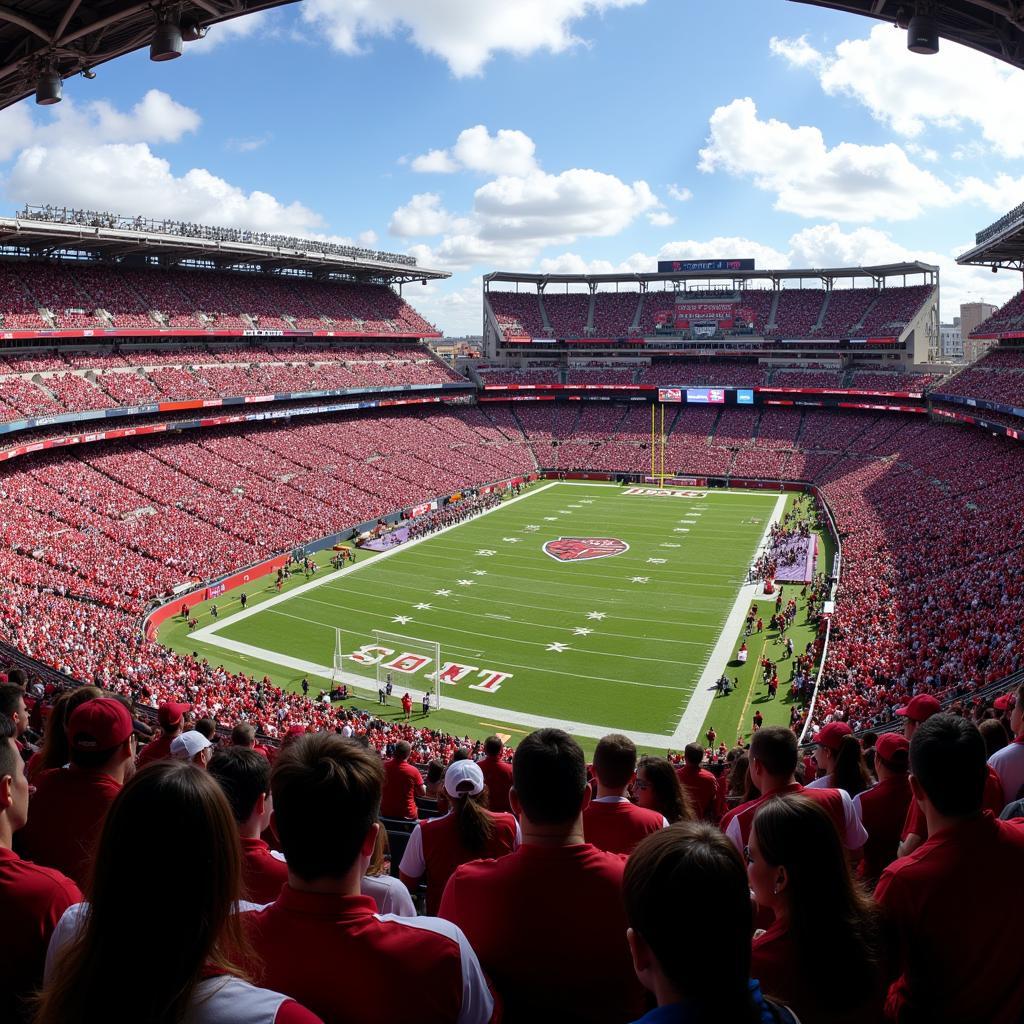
[542,537,629,562]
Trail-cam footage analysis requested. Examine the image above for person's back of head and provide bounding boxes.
[66,698,134,774]
[624,823,756,1021]
[750,726,798,783]
[37,686,102,774]
[194,718,217,741]
[208,746,270,825]
[683,743,704,767]
[0,683,26,736]
[512,728,586,827]
[832,734,872,797]
[978,718,1009,758]
[393,739,411,762]
[34,760,246,1024]
[231,722,257,748]
[910,714,987,820]
[483,735,503,758]
[271,733,383,883]
[593,733,637,791]
[452,747,470,762]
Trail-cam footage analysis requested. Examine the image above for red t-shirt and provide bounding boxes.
[380,758,423,819]
[478,756,513,813]
[853,774,913,885]
[875,813,1024,1023]
[17,767,122,886]
[244,888,497,1024]
[582,798,666,855]
[240,837,289,905]
[411,810,518,915]
[900,763,1006,841]
[676,763,720,822]
[439,843,647,1024]
[136,732,175,768]
[0,847,83,1023]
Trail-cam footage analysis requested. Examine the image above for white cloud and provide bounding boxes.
[958,173,1024,212]
[300,0,645,76]
[226,134,271,153]
[667,183,693,202]
[358,229,379,245]
[698,97,956,221]
[647,210,675,227]
[188,9,275,52]
[412,126,538,176]
[389,193,462,236]
[772,23,1024,159]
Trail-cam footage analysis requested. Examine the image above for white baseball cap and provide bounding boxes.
[444,759,484,798]
[170,730,212,762]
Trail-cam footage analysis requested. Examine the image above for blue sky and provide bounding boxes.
[1,0,1022,333]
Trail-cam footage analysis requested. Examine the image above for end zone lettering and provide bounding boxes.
[623,487,706,498]
[348,644,513,693]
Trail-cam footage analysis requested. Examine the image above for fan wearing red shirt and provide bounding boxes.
[875,714,1024,1023]
[17,697,135,887]
[399,758,519,915]
[136,701,190,768]
[676,743,721,822]
[478,735,513,813]
[720,726,867,854]
[583,733,667,855]
[440,728,647,1024]
[379,739,425,819]
[244,733,497,1024]
[852,733,913,886]
[0,716,83,1024]
[208,745,288,904]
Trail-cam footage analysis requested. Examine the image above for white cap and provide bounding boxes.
[170,730,212,761]
[444,759,484,798]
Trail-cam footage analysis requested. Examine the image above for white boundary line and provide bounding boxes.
[188,482,786,749]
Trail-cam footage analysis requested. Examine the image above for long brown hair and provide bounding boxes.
[831,734,872,797]
[752,794,881,1008]
[453,788,495,854]
[637,756,695,824]
[34,761,253,1024]
[32,686,103,779]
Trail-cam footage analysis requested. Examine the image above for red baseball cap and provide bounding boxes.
[814,721,852,752]
[895,694,941,723]
[284,725,307,739]
[875,733,910,767]
[994,693,1016,712]
[68,698,133,753]
[157,702,191,728]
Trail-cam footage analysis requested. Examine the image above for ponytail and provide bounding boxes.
[454,790,495,854]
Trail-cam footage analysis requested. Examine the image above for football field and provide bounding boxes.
[183,482,796,747]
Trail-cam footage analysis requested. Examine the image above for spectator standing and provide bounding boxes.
[623,823,798,1024]
[36,761,321,1024]
[401,691,412,721]
[478,735,513,812]
[400,758,518,914]
[747,794,883,1023]
[440,728,647,1024]
[379,740,424,820]
[17,698,135,887]
[807,723,872,797]
[875,715,1024,1023]
[208,746,288,904]
[853,734,913,886]
[24,685,102,784]
[0,717,83,1024]
[987,682,1024,806]
[634,755,695,825]
[243,733,496,1024]
[675,742,720,822]
[136,701,190,768]
[583,734,667,854]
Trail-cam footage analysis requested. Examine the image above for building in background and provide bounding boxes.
[961,302,997,362]
[939,317,964,361]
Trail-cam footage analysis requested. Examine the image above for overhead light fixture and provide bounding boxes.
[81,66,96,80]
[35,67,62,105]
[180,15,207,42]
[151,15,183,61]
[907,12,939,54]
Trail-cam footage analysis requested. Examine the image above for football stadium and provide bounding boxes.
[2,3,1024,1024]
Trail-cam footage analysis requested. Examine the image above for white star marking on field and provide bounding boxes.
[471,570,487,576]
[476,549,496,556]
[523,524,540,531]
[456,579,475,586]
[502,537,520,543]
[434,589,452,596]
[630,576,650,584]
[647,558,667,565]
[543,516,558,521]
[546,642,570,653]
[586,611,607,620]
[572,627,594,636]
[414,603,432,611]
[392,615,412,625]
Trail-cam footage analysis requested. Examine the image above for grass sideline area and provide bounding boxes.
[161,482,826,755]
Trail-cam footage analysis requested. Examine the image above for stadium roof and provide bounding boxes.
[790,1,1024,70]
[0,0,297,112]
[484,262,938,289]
[957,201,1024,271]
[0,213,450,283]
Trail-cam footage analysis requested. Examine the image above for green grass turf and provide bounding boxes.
[163,482,809,746]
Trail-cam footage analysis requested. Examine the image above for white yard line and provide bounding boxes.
[668,494,788,747]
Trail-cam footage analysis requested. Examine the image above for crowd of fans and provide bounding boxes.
[935,347,1024,410]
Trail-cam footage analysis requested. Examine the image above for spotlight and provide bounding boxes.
[81,66,96,80]
[151,16,183,61]
[907,13,939,54]
[35,68,62,105]
[180,15,207,42]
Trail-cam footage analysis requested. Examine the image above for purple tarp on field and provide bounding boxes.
[771,534,818,583]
